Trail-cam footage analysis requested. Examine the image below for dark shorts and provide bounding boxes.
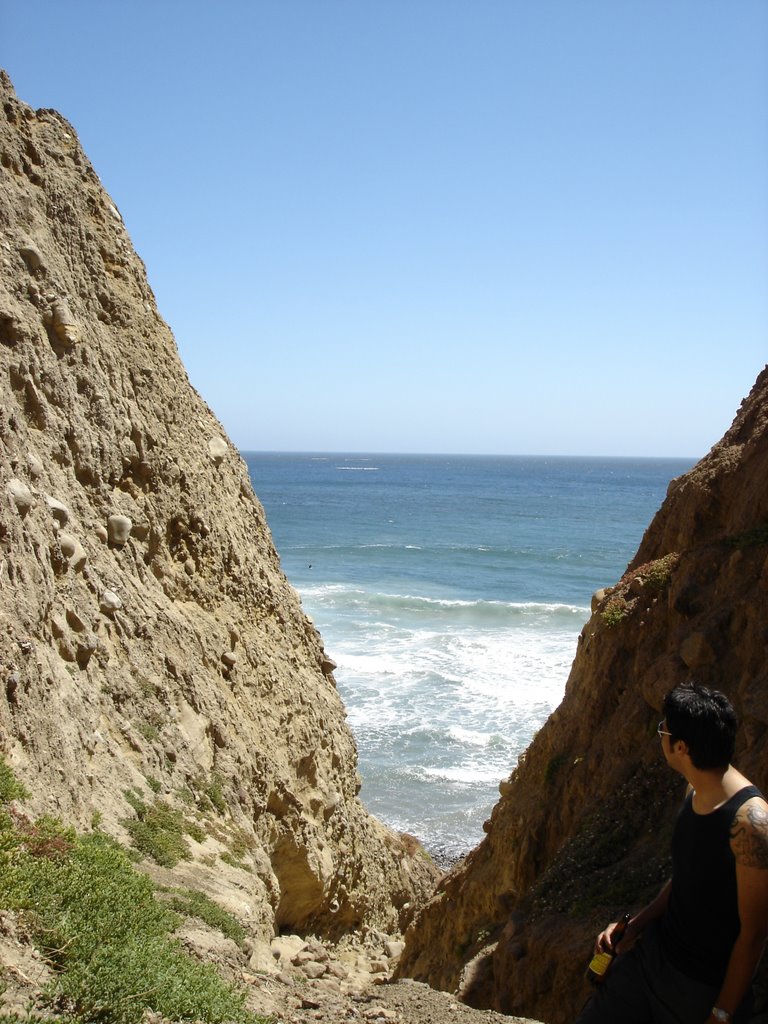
[575,922,753,1024]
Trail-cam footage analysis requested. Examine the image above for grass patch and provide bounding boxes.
[0,759,264,1024]
[0,761,29,804]
[166,888,247,946]
[120,794,192,868]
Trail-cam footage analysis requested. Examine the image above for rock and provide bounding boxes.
[221,651,237,668]
[271,935,308,963]
[300,961,327,980]
[45,495,70,526]
[208,436,228,464]
[6,478,34,515]
[107,514,132,545]
[19,241,44,271]
[385,940,405,959]
[50,298,79,346]
[76,633,99,668]
[57,532,87,571]
[99,589,122,614]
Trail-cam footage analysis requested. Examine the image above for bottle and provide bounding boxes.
[585,912,631,984]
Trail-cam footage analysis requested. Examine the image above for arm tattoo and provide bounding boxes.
[731,803,768,869]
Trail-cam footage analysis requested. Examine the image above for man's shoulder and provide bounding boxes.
[730,793,768,869]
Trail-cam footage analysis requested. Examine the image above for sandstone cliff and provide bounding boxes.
[398,369,768,1022]
[0,69,438,969]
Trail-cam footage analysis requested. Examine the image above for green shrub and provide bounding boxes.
[0,820,262,1023]
[643,552,678,591]
[0,758,29,805]
[145,775,162,794]
[204,774,228,815]
[167,887,246,946]
[120,799,192,868]
[602,597,629,627]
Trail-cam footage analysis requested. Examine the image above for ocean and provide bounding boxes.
[244,453,694,862]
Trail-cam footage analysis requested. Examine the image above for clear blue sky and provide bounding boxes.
[3,2,766,457]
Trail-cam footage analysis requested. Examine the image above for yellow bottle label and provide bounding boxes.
[587,951,614,978]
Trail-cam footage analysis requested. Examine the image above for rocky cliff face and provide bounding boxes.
[398,369,768,1022]
[0,70,438,963]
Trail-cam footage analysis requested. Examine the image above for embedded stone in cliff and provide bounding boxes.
[19,241,44,272]
[99,589,122,614]
[27,453,43,479]
[58,532,87,572]
[49,298,79,346]
[208,436,228,464]
[6,478,34,516]
[107,514,132,545]
[45,495,70,527]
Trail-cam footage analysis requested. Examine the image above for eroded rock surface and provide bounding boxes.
[0,69,438,963]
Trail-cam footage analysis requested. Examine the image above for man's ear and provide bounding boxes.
[674,738,690,757]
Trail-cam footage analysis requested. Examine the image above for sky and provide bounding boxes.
[2,1,766,458]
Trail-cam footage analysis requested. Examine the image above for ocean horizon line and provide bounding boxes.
[239,449,699,462]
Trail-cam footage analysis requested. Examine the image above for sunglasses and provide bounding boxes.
[657,720,673,738]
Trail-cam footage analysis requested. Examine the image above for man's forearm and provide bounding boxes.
[712,928,768,1019]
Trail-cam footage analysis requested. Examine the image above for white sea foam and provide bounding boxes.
[299,581,585,856]
[245,451,693,859]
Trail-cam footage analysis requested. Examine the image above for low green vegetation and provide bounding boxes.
[726,524,768,549]
[121,791,193,867]
[0,758,264,1024]
[165,887,247,946]
[641,552,679,592]
[544,752,567,785]
[601,597,629,627]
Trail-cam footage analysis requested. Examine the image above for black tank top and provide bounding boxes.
[661,784,762,984]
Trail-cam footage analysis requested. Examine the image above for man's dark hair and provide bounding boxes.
[662,683,737,770]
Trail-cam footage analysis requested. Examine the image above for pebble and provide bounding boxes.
[45,495,70,526]
[99,589,122,614]
[107,514,132,545]
[57,532,87,571]
[7,478,34,515]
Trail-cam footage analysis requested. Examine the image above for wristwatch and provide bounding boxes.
[711,1009,730,1022]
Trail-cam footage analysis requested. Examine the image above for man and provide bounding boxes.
[577,683,768,1024]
